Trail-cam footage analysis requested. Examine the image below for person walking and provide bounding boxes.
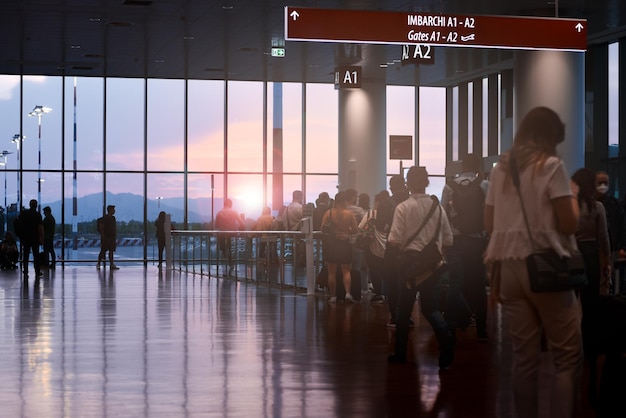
[42,206,56,268]
[97,205,119,270]
[19,199,44,279]
[441,153,490,341]
[484,106,583,418]
[155,211,167,269]
[379,175,410,326]
[386,166,455,368]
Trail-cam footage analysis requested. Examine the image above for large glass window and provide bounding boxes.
[188,173,223,228]
[609,42,619,147]
[106,79,145,171]
[147,173,184,223]
[227,81,263,173]
[451,86,459,161]
[66,77,104,170]
[386,85,415,173]
[147,79,185,171]
[22,76,63,171]
[305,83,338,174]
[0,75,21,214]
[228,174,264,223]
[188,80,224,173]
[279,82,303,173]
[419,87,447,176]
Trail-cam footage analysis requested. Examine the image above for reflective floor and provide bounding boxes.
[0,266,598,417]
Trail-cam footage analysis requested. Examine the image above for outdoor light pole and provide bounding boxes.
[0,151,13,234]
[156,196,163,208]
[28,105,52,211]
[11,134,25,212]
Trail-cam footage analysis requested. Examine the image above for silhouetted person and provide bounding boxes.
[380,175,410,326]
[441,153,490,341]
[155,211,167,269]
[215,198,245,276]
[97,205,119,270]
[42,206,56,268]
[282,190,304,231]
[313,192,332,231]
[20,199,44,279]
[0,231,19,270]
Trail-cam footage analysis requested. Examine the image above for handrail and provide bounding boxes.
[169,229,326,293]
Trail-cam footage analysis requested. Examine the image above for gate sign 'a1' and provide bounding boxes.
[285,7,587,52]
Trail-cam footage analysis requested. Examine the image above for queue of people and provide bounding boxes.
[261,105,623,417]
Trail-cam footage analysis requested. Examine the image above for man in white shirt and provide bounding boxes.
[386,166,455,369]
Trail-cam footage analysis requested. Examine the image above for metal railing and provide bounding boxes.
[169,227,325,293]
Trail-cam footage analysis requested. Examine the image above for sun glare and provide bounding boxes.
[234,188,265,219]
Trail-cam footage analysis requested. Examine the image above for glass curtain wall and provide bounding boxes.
[0,74,474,264]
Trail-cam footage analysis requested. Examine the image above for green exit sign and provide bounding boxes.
[271,48,285,57]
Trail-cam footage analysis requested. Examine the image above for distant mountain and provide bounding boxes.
[44,192,222,224]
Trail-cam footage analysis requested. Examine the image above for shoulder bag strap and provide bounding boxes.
[404,195,440,248]
[509,155,539,252]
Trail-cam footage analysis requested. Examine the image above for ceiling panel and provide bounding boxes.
[0,0,624,86]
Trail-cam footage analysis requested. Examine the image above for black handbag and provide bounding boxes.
[396,196,445,285]
[510,156,587,293]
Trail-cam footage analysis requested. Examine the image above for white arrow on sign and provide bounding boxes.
[290,11,300,21]
[575,23,584,32]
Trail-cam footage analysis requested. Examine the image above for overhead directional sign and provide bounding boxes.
[285,7,587,52]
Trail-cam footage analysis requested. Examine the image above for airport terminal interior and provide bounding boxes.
[1,0,625,416]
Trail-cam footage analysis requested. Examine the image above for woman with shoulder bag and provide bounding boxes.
[483,107,583,418]
[320,191,358,303]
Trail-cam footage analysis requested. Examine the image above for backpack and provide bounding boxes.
[448,176,485,235]
[97,217,104,234]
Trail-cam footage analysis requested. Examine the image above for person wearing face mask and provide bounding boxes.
[595,171,626,294]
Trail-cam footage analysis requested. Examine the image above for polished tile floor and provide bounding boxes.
[0,266,598,418]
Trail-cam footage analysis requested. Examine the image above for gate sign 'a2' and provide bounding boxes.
[285,7,587,52]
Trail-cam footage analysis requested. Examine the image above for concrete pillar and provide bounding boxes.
[514,50,585,175]
[337,46,387,199]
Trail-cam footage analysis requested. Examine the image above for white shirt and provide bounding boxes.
[388,193,453,252]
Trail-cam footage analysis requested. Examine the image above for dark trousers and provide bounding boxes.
[218,234,234,266]
[445,235,488,333]
[21,241,41,276]
[157,236,165,265]
[365,248,385,296]
[384,246,401,321]
[43,238,55,266]
[394,272,449,358]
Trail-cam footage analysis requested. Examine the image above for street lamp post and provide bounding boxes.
[11,134,25,212]
[156,196,163,208]
[28,105,52,211]
[0,150,14,235]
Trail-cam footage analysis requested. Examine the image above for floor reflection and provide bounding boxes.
[0,266,596,417]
